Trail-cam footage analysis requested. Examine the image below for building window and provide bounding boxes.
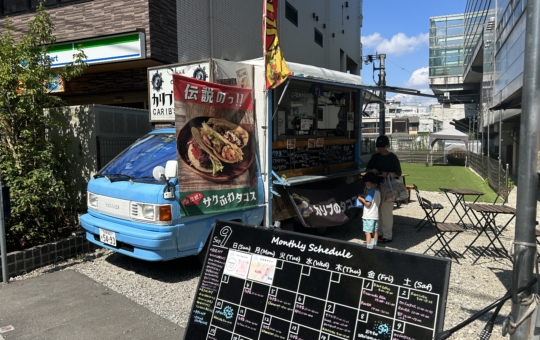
[30,0,58,8]
[2,0,87,16]
[3,0,28,14]
[285,1,298,27]
[314,28,323,47]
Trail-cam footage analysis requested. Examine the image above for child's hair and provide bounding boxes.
[362,172,379,186]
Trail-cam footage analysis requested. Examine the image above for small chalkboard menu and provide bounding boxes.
[272,149,291,171]
[185,220,451,340]
[292,147,310,169]
[308,148,325,167]
[326,145,343,165]
[342,144,355,163]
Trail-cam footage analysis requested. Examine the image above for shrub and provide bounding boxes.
[0,2,86,251]
[447,148,466,166]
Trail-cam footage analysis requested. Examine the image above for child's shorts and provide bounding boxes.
[363,219,378,233]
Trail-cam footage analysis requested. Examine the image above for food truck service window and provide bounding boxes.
[275,82,353,140]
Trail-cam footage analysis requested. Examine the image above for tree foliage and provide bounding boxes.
[0,3,86,250]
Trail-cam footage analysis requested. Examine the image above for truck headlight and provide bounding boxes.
[88,192,98,208]
[141,204,155,220]
[130,202,172,224]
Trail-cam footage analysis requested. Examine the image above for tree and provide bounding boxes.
[0,2,87,249]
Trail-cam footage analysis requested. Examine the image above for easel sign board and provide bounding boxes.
[185,220,451,340]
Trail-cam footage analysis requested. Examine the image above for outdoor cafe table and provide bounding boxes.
[463,203,516,264]
[440,188,485,228]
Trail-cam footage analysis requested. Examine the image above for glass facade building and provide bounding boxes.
[429,14,465,77]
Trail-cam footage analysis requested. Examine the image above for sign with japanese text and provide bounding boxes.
[287,181,364,228]
[185,220,451,339]
[148,62,211,122]
[173,74,259,217]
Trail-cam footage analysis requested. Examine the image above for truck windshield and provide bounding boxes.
[97,133,177,182]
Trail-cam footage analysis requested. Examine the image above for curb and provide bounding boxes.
[0,230,96,279]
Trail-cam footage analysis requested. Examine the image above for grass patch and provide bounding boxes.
[401,163,497,203]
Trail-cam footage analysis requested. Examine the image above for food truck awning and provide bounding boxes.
[241,58,443,101]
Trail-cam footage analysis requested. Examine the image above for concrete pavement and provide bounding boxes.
[0,270,184,340]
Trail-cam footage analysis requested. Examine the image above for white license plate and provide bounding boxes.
[99,228,117,247]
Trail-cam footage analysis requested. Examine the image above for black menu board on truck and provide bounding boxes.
[272,149,291,172]
[326,145,342,164]
[185,220,451,340]
[292,147,310,169]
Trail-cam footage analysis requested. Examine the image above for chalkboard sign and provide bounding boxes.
[342,144,355,163]
[292,147,310,169]
[326,145,343,165]
[185,220,451,340]
[272,149,291,172]
[308,147,325,167]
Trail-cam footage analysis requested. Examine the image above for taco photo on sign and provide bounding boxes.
[196,122,244,163]
[188,130,224,175]
[206,117,249,149]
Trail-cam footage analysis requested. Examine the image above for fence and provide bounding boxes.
[96,135,141,170]
[393,150,446,165]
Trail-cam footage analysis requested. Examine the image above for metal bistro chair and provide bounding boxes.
[421,196,466,263]
[494,186,511,205]
[413,184,444,232]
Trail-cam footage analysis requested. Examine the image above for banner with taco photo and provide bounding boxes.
[173,73,259,217]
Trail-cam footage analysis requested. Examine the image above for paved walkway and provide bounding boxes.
[0,270,184,340]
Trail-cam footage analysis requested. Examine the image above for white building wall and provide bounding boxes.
[177,1,362,74]
[429,104,466,130]
[278,0,362,73]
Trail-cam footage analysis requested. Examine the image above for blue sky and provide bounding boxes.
[361,0,466,105]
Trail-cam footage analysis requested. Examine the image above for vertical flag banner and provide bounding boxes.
[264,0,292,89]
[173,74,259,217]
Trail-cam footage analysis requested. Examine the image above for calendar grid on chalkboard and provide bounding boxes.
[185,220,452,340]
[193,245,444,340]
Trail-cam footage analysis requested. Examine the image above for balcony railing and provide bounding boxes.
[362,128,391,134]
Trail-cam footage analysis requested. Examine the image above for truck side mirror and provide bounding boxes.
[152,166,166,181]
[165,160,178,179]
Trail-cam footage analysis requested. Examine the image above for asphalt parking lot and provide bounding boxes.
[0,270,184,340]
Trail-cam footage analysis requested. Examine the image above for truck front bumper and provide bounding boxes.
[80,213,178,261]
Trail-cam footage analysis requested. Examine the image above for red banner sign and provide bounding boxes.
[173,74,253,111]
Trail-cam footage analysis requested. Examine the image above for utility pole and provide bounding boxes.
[378,54,386,136]
[508,0,540,338]
[363,53,387,136]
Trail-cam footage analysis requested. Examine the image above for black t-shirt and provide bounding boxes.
[366,152,402,176]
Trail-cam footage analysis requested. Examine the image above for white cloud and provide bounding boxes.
[405,67,429,87]
[389,89,438,106]
[361,32,428,56]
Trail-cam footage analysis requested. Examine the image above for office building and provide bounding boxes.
[0,0,363,109]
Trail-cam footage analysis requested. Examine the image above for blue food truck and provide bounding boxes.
[80,58,373,261]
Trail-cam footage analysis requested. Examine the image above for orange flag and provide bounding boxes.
[264,0,292,89]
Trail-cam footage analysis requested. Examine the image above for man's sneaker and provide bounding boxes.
[367,243,374,249]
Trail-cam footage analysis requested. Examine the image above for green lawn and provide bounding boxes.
[401,163,498,203]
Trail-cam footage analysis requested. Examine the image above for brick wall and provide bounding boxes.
[0,0,177,64]
[1,231,97,279]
